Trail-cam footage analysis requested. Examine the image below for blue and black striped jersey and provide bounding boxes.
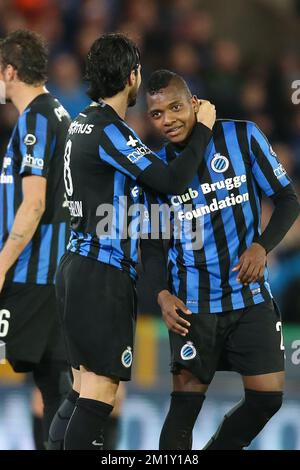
[66,102,159,279]
[0,93,71,284]
[154,119,291,313]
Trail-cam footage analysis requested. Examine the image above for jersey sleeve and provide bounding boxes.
[99,120,162,180]
[141,189,170,239]
[249,123,291,196]
[141,146,170,236]
[18,111,55,178]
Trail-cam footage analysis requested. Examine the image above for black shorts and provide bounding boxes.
[170,299,285,384]
[0,282,67,372]
[56,252,137,381]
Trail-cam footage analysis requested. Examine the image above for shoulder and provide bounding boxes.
[155,145,168,162]
[28,94,71,127]
[215,118,256,131]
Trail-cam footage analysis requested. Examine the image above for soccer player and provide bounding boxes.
[142,69,300,450]
[54,33,216,450]
[0,30,71,445]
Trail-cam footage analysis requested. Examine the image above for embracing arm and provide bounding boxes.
[100,100,215,195]
[138,122,212,194]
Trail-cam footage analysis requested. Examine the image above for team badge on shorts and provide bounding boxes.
[211,153,229,173]
[121,347,133,368]
[180,341,196,360]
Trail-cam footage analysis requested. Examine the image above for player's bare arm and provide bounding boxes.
[0,175,46,292]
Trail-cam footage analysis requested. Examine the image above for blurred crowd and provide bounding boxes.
[0,0,300,321]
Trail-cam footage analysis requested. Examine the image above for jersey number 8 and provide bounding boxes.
[64,139,73,197]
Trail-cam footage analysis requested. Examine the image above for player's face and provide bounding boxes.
[147,84,198,144]
[128,65,141,107]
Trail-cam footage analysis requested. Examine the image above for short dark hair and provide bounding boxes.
[0,29,48,85]
[85,33,141,101]
[147,69,191,98]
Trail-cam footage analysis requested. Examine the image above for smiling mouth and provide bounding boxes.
[166,125,183,136]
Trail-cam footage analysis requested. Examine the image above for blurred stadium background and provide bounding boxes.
[0,0,300,450]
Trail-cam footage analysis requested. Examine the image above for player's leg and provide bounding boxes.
[48,368,80,450]
[103,381,125,450]
[160,313,219,450]
[57,254,136,450]
[31,282,71,448]
[203,372,284,450]
[159,368,208,450]
[48,252,79,449]
[64,366,117,450]
[204,300,284,450]
[32,359,71,447]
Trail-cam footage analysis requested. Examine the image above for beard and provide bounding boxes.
[128,96,136,107]
[128,82,139,108]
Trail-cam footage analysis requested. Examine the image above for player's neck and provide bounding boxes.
[102,93,129,120]
[11,84,48,114]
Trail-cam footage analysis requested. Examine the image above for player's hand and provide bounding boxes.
[158,290,192,336]
[232,243,267,285]
[0,272,5,294]
[196,100,216,130]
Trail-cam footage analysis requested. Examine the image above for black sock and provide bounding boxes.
[48,389,79,450]
[33,365,71,445]
[32,415,45,450]
[103,416,120,450]
[64,398,113,450]
[203,390,283,450]
[159,391,205,450]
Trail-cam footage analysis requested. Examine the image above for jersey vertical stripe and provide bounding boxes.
[66,103,151,279]
[203,136,234,312]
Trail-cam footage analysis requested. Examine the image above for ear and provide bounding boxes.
[128,69,137,87]
[3,64,17,82]
[191,95,199,113]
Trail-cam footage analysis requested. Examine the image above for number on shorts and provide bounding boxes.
[0,309,10,337]
[64,139,73,197]
[276,321,285,351]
